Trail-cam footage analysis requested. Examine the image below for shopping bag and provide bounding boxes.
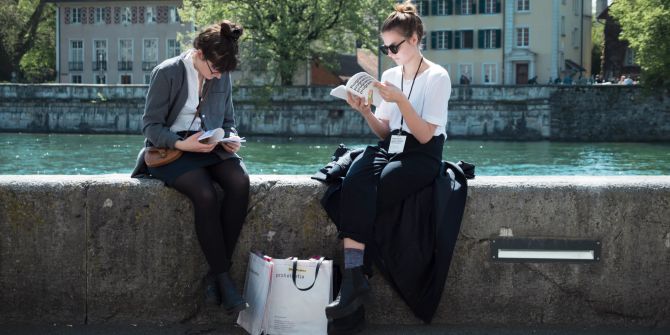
[264,257,333,335]
[236,252,273,335]
[237,253,333,335]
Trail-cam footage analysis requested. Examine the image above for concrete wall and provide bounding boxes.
[1,175,669,327]
[0,84,669,141]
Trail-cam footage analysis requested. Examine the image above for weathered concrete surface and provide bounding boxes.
[1,175,669,328]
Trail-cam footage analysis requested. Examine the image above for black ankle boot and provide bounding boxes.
[328,305,366,335]
[215,272,248,314]
[203,272,221,306]
[325,266,370,320]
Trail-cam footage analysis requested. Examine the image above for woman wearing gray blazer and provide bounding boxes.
[131,21,249,314]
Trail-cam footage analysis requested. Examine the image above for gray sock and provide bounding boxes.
[344,248,364,269]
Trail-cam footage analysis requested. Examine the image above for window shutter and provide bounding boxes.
[496,29,502,48]
[447,31,453,49]
[472,1,477,14]
[455,0,462,14]
[478,30,485,48]
[431,31,437,49]
[447,0,453,14]
[431,0,437,16]
[479,0,485,14]
[496,0,502,13]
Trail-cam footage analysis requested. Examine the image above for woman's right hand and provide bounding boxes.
[346,92,372,115]
[174,131,217,153]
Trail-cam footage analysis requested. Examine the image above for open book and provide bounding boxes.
[198,128,246,144]
[330,72,383,107]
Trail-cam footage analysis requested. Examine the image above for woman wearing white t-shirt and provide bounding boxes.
[325,2,451,332]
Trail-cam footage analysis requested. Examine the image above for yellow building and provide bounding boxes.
[403,0,592,84]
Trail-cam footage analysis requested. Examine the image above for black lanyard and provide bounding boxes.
[398,57,424,133]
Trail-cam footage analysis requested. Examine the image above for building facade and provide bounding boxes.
[390,0,592,84]
[48,0,192,84]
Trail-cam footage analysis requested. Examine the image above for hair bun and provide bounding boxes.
[220,20,244,41]
[394,1,417,15]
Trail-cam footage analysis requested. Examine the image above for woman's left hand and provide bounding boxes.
[221,135,242,153]
[374,81,406,104]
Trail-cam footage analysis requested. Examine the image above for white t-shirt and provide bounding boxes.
[170,50,202,133]
[375,63,451,138]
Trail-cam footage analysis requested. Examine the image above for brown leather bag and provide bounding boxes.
[144,81,212,168]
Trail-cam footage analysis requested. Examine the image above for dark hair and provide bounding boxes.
[193,20,244,73]
[381,1,424,41]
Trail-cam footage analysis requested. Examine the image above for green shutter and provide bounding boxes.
[472,1,477,14]
[496,0,501,13]
[455,0,462,14]
[431,31,437,49]
[431,0,437,15]
[479,0,485,14]
[478,30,485,48]
[447,0,453,14]
[447,31,453,49]
[495,29,502,48]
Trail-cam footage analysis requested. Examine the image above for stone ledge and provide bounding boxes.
[1,175,669,327]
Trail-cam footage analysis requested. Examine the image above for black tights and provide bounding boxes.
[172,158,250,274]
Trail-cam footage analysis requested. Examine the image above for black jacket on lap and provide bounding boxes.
[314,148,473,323]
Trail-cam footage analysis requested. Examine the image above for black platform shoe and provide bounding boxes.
[328,305,366,335]
[215,272,249,315]
[203,272,221,306]
[325,266,370,320]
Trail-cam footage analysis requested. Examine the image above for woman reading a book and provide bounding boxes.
[325,1,451,332]
[131,21,249,314]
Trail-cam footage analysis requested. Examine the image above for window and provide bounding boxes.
[120,74,132,85]
[454,30,474,49]
[561,16,565,36]
[457,0,474,15]
[69,40,84,71]
[94,8,104,24]
[484,0,500,14]
[625,48,636,66]
[93,40,107,71]
[572,28,579,48]
[142,39,159,71]
[517,0,530,12]
[415,1,429,16]
[479,29,501,48]
[573,0,579,15]
[482,63,498,84]
[71,75,82,84]
[434,0,451,15]
[119,39,133,71]
[168,6,180,23]
[167,39,181,58]
[121,7,131,24]
[144,74,152,84]
[516,27,529,47]
[71,8,82,24]
[431,31,451,49]
[95,74,106,84]
[146,6,156,24]
[420,35,427,50]
[458,64,473,83]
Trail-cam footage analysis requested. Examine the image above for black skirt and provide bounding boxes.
[147,150,227,186]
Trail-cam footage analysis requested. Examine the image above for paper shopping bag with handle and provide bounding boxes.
[236,252,273,335]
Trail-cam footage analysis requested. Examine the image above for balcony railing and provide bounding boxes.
[92,61,107,71]
[118,61,133,71]
[68,62,84,71]
[142,61,158,71]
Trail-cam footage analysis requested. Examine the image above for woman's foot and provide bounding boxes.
[215,272,249,314]
[203,272,221,306]
[325,266,370,320]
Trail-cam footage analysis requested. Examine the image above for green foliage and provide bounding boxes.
[610,0,670,90]
[591,17,604,76]
[182,0,394,85]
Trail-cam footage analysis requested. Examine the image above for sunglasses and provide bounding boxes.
[379,40,406,55]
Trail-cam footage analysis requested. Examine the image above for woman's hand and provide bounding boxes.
[221,135,242,153]
[346,92,372,115]
[174,131,216,153]
[373,81,406,104]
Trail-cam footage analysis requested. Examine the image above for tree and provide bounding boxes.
[0,0,53,82]
[610,0,670,89]
[182,0,394,85]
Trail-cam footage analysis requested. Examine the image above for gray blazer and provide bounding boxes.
[131,52,239,178]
